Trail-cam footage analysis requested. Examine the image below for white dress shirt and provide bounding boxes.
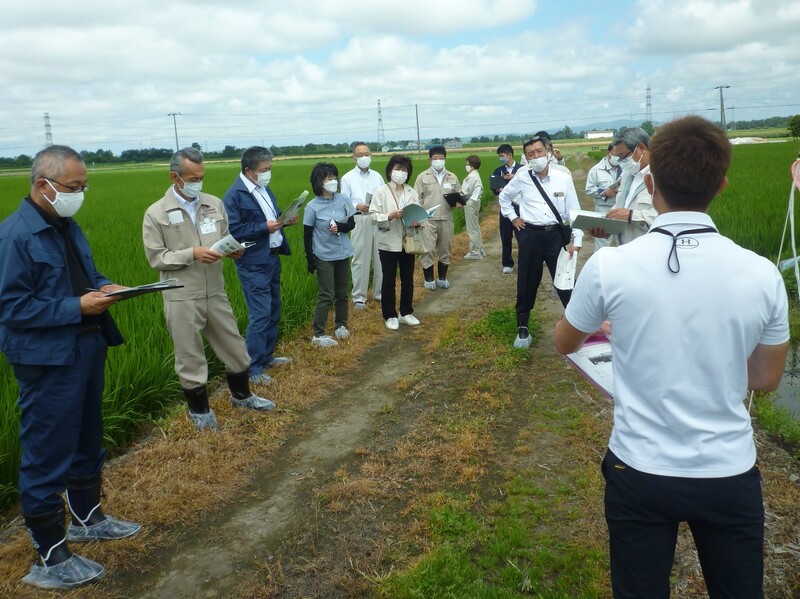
[239,172,283,248]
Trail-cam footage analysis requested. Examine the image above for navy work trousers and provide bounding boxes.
[14,332,107,516]
[602,449,764,599]
[236,256,281,377]
[499,205,519,268]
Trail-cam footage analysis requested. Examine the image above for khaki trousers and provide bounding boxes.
[350,215,382,304]
[464,200,483,253]
[164,294,250,389]
[419,219,454,269]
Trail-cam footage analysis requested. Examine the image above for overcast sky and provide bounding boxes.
[1,0,798,157]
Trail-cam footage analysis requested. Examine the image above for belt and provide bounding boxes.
[77,323,104,336]
[524,223,558,232]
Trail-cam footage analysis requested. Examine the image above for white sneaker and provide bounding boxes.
[385,317,399,330]
[513,327,532,349]
[436,279,450,289]
[423,280,436,290]
[502,266,514,274]
[464,251,483,260]
[398,314,420,326]
[334,326,350,339]
[353,301,366,311]
[311,335,338,348]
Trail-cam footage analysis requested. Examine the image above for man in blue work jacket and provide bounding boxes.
[0,145,140,589]
[223,146,297,385]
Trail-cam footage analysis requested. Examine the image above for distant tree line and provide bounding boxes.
[0,116,795,169]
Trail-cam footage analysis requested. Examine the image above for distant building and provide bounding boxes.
[584,130,614,140]
[443,137,463,149]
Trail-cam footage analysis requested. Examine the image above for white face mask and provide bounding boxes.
[390,170,408,185]
[256,171,272,187]
[431,159,445,171]
[465,165,472,173]
[620,150,641,175]
[178,176,202,199]
[323,179,339,193]
[356,156,371,169]
[528,156,549,173]
[608,155,620,167]
[44,180,84,217]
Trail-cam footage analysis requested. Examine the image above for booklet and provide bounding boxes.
[277,190,309,224]
[402,203,434,227]
[570,209,627,235]
[564,337,614,399]
[210,234,256,256]
[100,278,184,300]
[443,192,468,207]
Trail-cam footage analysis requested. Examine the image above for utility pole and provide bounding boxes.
[377,99,385,150]
[43,112,53,147]
[415,104,421,155]
[714,85,729,130]
[645,85,652,123]
[167,112,181,150]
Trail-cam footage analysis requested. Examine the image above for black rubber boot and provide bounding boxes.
[423,266,435,283]
[25,507,73,566]
[65,474,105,527]
[437,262,449,281]
[226,370,251,400]
[183,385,209,414]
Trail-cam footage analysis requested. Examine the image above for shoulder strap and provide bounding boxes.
[528,170,565,226]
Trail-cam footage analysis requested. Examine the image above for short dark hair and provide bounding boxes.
[607,142,615,152]
[522,136,546,154]
[648,116,731,211]
[496,144,514,155]
[241,146,273,174]
[466,155,481,170]
[310,162,339,196]
[534,130,552,141]
[386,155,413,181]
[428,145,446,158]
[351,141,369,152]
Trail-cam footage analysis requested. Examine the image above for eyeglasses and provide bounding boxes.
[46,178,89,193]
[616,148,635,161]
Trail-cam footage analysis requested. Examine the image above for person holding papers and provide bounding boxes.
[590,128,657,245]
[370,155,424,331]
[340,141,385,311]
[462,155,485,260]
[143,148,275,432]
[0,146,140,589]
[303,163,356,348]
[223,146,297,383]
[584,143,622,250]
[499,136,582,349]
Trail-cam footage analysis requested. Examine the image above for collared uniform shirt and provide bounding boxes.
[498,166,584,247]
[585,157,621,210]
[238,172,283,248]
[565,211,789,478]
[340,167,384,211]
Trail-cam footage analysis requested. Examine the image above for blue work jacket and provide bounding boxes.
[0,199,123,365]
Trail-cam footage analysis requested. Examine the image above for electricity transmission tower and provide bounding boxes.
[44,113,53,147]
[714,85,730,130]
[377,99,385,148]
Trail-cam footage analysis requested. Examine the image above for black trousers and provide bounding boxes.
[514,226,571,327]
[499,205,519,268]
[379,249,415,320]
[602,450,764,599]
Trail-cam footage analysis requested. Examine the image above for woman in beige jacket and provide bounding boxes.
[369,155,423,331]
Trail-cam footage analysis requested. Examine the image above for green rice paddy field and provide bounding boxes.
[0,143,798,508]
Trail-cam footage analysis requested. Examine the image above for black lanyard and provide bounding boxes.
[649,226,717,273]
[528,170,565,226]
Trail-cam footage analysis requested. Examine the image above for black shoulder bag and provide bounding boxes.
[529,171,572,248]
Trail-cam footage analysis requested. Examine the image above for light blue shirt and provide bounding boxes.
[303,193,354,261]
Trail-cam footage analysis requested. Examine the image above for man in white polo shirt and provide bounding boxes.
[554,115,789,598]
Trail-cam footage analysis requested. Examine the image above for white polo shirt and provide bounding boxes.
[565,211,789,478]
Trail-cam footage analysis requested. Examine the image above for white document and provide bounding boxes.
[277,190,309,224]
[210,234,256,256]
[570,209,627,235]
[565,340,614,399]
[426,205,439,217]
[554,248,576,290]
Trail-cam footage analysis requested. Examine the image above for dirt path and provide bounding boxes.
[2,161,799,598]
